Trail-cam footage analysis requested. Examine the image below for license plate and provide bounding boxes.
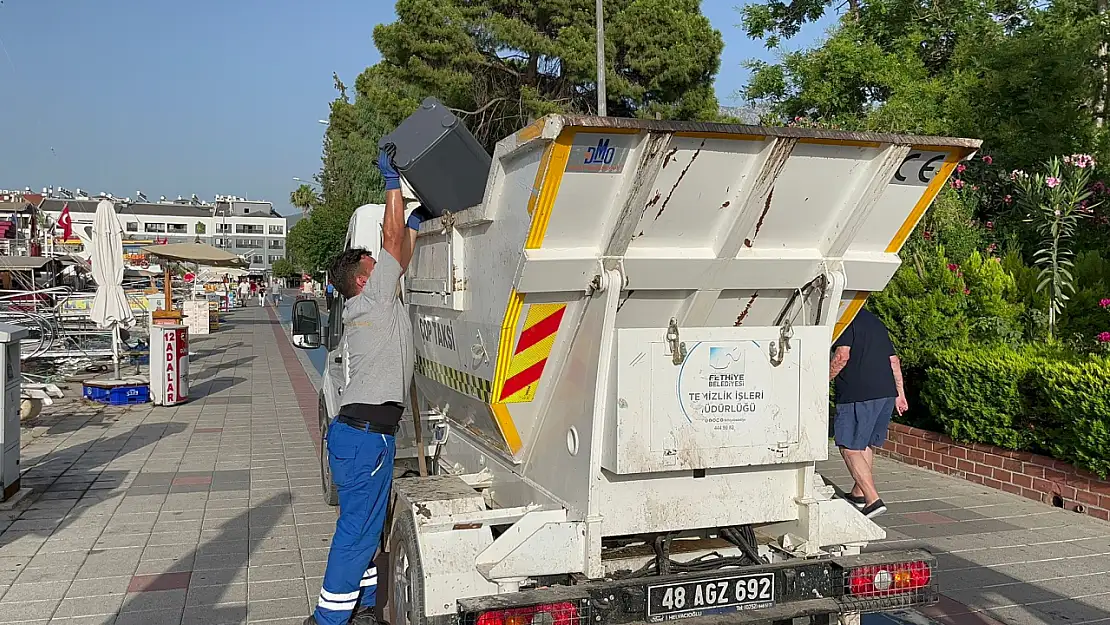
[646,572,775,622]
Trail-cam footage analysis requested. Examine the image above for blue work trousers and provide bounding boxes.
[313,421,395,625]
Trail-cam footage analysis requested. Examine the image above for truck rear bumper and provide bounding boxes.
[457,549,937,625]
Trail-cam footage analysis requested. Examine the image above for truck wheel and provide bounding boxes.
[389,509,451,625]
[319,394,338,506]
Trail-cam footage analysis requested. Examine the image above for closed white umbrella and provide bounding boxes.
[89,200,134,378]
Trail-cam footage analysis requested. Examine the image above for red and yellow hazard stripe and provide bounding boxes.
[498,303,566,403]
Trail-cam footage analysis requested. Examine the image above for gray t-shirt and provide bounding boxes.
[338,251,414,408]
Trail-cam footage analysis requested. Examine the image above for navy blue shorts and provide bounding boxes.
[834,397,896,451]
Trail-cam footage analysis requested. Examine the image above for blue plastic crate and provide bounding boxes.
[83,383,150,405]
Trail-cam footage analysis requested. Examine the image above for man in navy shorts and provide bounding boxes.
[829,307,907,519]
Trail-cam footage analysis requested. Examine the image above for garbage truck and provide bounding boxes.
[290,111,981,625]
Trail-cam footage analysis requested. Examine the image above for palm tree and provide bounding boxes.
[290,184,319,213]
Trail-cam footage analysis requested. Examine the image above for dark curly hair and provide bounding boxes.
[330,248,373,298]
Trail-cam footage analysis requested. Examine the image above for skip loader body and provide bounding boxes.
[291,114,981,625]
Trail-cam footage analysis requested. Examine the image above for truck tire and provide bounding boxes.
[319,393,338,506]
[389,508,452,625]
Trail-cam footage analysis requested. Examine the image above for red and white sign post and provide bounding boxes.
[150,324,190,406]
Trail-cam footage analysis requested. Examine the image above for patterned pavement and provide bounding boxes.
[1,302,1109,625]
[0,304,328,625]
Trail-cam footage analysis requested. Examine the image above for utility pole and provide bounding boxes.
[596,0,606,117]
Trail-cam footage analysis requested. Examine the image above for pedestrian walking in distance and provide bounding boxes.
[304,148,429,625]
[829,307,908,519]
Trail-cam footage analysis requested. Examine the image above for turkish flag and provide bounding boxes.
[58,203,73,240]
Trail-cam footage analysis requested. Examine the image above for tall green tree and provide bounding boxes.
[366,0,725,149]
[739,0,1106,170]
[291,0,728,271]
[270,258,297,280]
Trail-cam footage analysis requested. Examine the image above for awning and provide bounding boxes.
[0,256,61,271]
[141,242,247,268]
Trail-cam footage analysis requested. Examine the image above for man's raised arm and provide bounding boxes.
[377,149,406,267]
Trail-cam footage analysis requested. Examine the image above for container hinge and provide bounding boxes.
[666,318,688,366]
[769,319,793,367]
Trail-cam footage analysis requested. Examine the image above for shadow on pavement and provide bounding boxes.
[113,493,295,623]
[817,474,1109,624]
[913,550,1110,625]
[192,341,245,358]
[188,376,247,397]
[1,421,189,549]
[191,356,257,382]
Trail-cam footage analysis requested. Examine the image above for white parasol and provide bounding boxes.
[89,200,134,378]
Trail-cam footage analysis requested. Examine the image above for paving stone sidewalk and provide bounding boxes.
[819,451,1110,625]
[4,303,1110,625]
[0,304,332,625]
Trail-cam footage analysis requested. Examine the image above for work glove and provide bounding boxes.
[377,148,401,191]
[407,205,433,231]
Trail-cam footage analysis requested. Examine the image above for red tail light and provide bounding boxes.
[475,602,579,625]
[848,560,931,597]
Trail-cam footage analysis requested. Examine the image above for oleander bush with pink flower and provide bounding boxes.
[868,153,1110,475]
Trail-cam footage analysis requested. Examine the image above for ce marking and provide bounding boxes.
[895,152,947,184]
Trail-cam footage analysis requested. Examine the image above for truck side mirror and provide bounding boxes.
[291,298,322,350]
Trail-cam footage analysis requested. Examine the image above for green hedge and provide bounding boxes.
[919,347,1110,478]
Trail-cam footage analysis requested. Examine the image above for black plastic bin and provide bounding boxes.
[378,97,492,218]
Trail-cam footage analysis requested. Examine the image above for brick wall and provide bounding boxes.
[880,422,1110,522]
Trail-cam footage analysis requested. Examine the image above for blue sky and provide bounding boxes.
[0,0,834,216]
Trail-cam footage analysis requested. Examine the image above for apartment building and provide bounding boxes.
[36,193,287,274]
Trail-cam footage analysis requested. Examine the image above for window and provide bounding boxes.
[216,223,232,233]
[268,225,284,235]
[167,223,188,234]
[195,222,207,235]
[144,223,165,233]
[236,238,262,249]
[252,255,263,264]
[268,239,283,249]
[125,222,138,232]
[214,238,232,248]
[269,255,283,264]
[235,224,263,235]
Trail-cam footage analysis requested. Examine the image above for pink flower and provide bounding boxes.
[1046,177,1061,188]
[952,179,966,190]
[987,242,998,253]
[1098,331,1110,343]
[983,155,993,165]
[947,263,959,272]
[1004,195,1013,204]
[1069,154,1095,169]
[1100,298,1110,308]
[957,163,967,174]
[972,185,980,191]
[923,231,933,241]
[986,221,994,230]
[964,288,971,295]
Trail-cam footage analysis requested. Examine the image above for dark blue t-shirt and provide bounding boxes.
[832,308,897,404]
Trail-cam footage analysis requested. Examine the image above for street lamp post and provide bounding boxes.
[292,177,321,189]
[596,0,606,117]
